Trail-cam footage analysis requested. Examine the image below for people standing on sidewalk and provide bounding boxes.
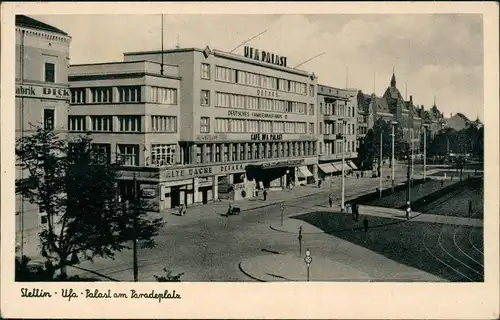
[355,203,360,222]
[363,217,369,232]
[328,194,333,207]
[468,200,473,214]
[263,189,268,201]
[318,179,322,188]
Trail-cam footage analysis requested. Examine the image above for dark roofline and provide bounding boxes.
[70,60,178,68]
[16,15,68,36]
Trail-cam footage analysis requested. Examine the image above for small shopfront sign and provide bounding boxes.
[251,134,283,141]
[163,163,247,181]
[228,110,284,120]
[195,134,228,141]
[261,159,304,169]
[16,84,70,100]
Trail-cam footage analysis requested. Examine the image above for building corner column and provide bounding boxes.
[193,177,199,203]
[212,175,218,200]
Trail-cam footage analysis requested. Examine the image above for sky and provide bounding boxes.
[35,14,484,121]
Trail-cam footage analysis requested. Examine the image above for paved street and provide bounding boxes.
[68,170,413,281]
[67,166,483,283]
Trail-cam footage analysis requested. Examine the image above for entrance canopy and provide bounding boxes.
[297,166,313,179]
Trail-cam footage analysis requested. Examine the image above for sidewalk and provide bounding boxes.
[158,185,324,226]
[411,214,483,227]
[239,253,445,282]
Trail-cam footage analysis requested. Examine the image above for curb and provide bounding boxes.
[269,224,325,235]
[238,261,265,282]
[239,189,325,213]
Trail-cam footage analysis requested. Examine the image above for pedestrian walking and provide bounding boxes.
[298,226,303,256]
[351,202,356,221]
[356,173,360,179]
[441,180,444,187]
[468,200,472,214]
[363,217,369,233]
[355,203,360,222]
[361,171,364,178]
[328,194,333,207]
[318,179,322,188]
[263,189,268,201]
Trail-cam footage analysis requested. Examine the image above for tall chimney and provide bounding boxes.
[409,95,413,103]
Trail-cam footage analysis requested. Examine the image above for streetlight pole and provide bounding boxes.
[341,121,346,212]
[411,128,414,185]
[423,125,427,180]
[132,173,139,282]
[379,131,383,198]
[391,121,398,192]
[304,249,312,282]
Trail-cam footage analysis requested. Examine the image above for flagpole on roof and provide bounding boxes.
[294,52,325,69]
[229,30,267,53]
[160,14,164,75]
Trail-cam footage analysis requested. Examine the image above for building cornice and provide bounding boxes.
[16,26,71,44]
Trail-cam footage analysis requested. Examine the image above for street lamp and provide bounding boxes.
[405,152,411,214]
[423,124,429,180]
[379,131,383,198]
[340,120,347,212]
[304,248,312,282]
[391,121,398,193]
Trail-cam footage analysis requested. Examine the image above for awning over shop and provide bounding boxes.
[330,163,342,172]
[347,160,358,170]
[318,163,335,174]
[332,161,352,172]
[297,166,313,179]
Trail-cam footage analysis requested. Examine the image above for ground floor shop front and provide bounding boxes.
[118,156,318,211]
[317,159,358,180]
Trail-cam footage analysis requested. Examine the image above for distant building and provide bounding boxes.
[444,112,481,132]
[357,72,436,157]
[317,85,358,179]
[15,15,72,257]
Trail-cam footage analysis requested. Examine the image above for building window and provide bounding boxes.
[216,145,221,162]
[118,116,142,132]
[151,144,177,166]
[201,90,210,106]
[319,122,323,134]
[215,66,236,83]
[196,146,202,164]
[247,120,259,133]
[91,116,113,132]
[309,104,315,115]
[200,117,210,133]
[118,86,141,103]
[43,109,55,131]
[117,144,139,166]
[91,143,111,164]
[201,63,211,80]
[44,62,55,83]
[151,116,177,132]
[68,116,86,132]
[150,87,177,105]
[309,122,314,134]
[71,88,86,104]
[309,84,315,97]
[90,87,113,103]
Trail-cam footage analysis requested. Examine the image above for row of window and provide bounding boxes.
[214,91,314,115]
[320,140,356,155]
[70,86,178,105]
[211,118,313,134]
[212,65,314,96]
[194,141,317,164]
[82,141,318,167]
[68,115,177,133]
[319,122,356,135]
[319,102,356,118]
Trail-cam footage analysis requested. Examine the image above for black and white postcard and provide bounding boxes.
[1,2,499,319]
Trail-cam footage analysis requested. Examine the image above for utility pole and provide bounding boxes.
[391,122,397,192]
[341,121,346,211]
[132,173,139,282]
[379,131,383,198]
[423,125,427,180]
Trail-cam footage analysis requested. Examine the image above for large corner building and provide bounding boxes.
[68,46,319,211]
